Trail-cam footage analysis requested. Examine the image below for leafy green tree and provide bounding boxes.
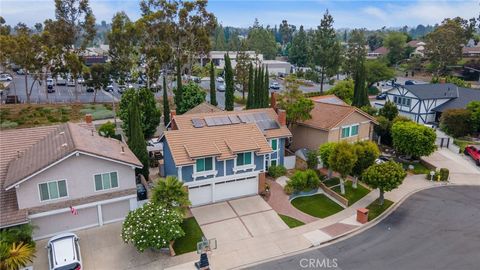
[378,101,398,121]
[121,202,184,254]
[224,53,235,111]
[312,10,342,93]
[175,59,183,113]
[98,121,116,138]
[151,176,190,214]
[440,109,473,137]
[365,60,395,89]
[246,64,255,109]
[279,19,295,49]
[0,242,35,270]
[326,79,354,104]
[247,21,277,59]
[87,63,110,103]
[235,46,250,100]
[288,25,309,67]
[177,82,207,114]
[367,32,384,51]
[392,121,436,159]
[374,115,393,146]
[163,76,170,126]
[348,29,369,108]
[213,25,227,50]
[431,76,472,88]
[362,161,406,205]
[467,101,480,133]
[306,150,319,170]
[277,76,314,127]
[384,32,407,65]
[352,141,380,188]
[329,142,357,195]
[126,96,150,179]
[319,142,337,179]
[209,61,217,106]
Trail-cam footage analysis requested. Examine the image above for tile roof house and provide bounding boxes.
[161,108,291,206]
[184,102,223,115]
[0,122,142,239]
[375,83,480,123]
[290,95,377,151]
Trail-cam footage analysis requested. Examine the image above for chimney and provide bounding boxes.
[170,110,178,130]
[270,92,277,111]
[121,146,125,154]
[277,109,286,126]
[170,110,176,119]
[85,114,93,124]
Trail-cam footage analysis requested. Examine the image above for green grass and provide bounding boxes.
[322,177,340,187]
[402,162,430,174]
[332,181,370,205]
[278,214,305,228]
[173,217,204,255]
[367,199,394,221]
[291,194,344,218]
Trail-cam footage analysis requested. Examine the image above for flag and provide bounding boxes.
[70,206,78,215]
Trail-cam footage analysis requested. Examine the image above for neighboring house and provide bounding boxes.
[0,122,142,239]
[262,60,292,75]
[367,46,389,59]
[407,41,426,58]
[161,108,291,206]
[184,102,223,115]
[205,51,263,69]
[290,95,377,151]
[375,83,480,124]
[462,46,480,57]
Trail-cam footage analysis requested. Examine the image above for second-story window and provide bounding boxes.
[271,139,278,151]
[39,180,68,201]
[196,157,213,172]
[237,152,252,166]
[94,172,119,191]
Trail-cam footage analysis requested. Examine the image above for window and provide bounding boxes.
[39,180,67,201]
[341,127,350,138]
[196,157,213,172]
[237,152,252,166]
[341,124,359,138]
[271,139,278,151]
[94,172,118,191]
[393,96,411,107]
[351,125,359,136]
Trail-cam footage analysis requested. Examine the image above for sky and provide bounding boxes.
[0,0,479,30]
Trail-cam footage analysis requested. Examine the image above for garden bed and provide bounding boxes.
[322,177,340,187]
[367,199,394,221]
[332,181,370,205]
[173,217,203,255]
[278,214,305,228]
[291,194,344,218]
[401,162,430,174]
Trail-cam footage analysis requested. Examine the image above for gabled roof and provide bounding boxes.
[164,123,273,166]
[184,102,222,115]
[399,83,459,100]
[4,123,142,190]
[299,96,377,131]
[432,87,480,112]
[373,46,389,55]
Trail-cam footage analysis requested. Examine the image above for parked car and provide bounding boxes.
[136,183,147,201]
[5,95,20,104]
[16,69,26,75]
[86,86,94,93]
[67,79,76,87]
[375,156,391,164]
[216,77,224,83]
[47,233,82,270]
[404,80,417,85]
[147,139,163,153]
[0,73,13,81]
[118,85,126,94]
[77,77,85,84]
[269,82,280,90]
[216,83,226,92]
[464,145,480,166]
[105,84,114,92]
[56,76,67,85]
[376,92,387,100]
[127,83,134,89]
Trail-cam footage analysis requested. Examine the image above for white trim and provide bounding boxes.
[184,170,259,188]
[340,123,360,138]
[233,152,254,173]
[93,171,120,192]
[103,217,125,225]
[97,205,103,226]
[28,194,136,219]
[37,179,69,202]
[5,151,141,191]
[193,157,216,180]
[178,166,183,181]
[223,160,226,176]
[33,223,100,241]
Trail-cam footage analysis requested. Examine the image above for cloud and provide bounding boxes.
[362,7,388,22]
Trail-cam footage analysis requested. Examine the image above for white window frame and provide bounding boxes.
[93,171,119,192]
[341,124,360,138]
[38,179,69,202]
[233,152,256,172]
[193,157,217,179]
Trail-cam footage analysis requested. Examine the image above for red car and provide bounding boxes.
[464,145,480,166]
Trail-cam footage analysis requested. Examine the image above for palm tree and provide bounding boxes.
[151,176,190,215]
[0,242,36,270]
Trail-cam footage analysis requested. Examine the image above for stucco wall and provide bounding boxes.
[16,154,136,210]
[290,125,329,151]
[330,112,374,143]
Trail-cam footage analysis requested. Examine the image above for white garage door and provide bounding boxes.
[214,176,258,202]
[189,184,213,206]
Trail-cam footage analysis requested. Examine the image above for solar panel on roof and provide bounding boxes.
[257,120,280,131]
[191,118,204,128]
[205,117,216,126]
[221,116,232,125]
[246,114,256,123]
[229,115,240,124]
[238,114,249,123]
[258,112,270,121]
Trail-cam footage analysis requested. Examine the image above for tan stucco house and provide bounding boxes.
[290,95,378,151]
[0,122,142,239]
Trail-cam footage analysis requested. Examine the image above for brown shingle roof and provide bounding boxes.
[299,98,377,131]
[164,123,272,166]
[172,108,292,139]
[0,123,142,228]
[184,102,222,114]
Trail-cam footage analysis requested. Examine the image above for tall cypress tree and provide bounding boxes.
[163,75,170,126]
[224,54,235,111]
[174,59,183,114]
[253,67,260,108]
[352,61,369,107]
[246,63,254,109]
[209,61,217,106]
[258,67,265,108]
[127,96,150,180]
[264,66,270,108]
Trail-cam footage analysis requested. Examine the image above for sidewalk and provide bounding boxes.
[162,149,480,270]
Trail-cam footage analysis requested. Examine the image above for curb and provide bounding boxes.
[235,182,475,270]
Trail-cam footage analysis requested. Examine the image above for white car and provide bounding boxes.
[56,76,67,85]
[216,83,226,92]
[77,77,85,84]
[67,80,76,87]
[0,73,13,81]
[216,77,224,83]
[47,233,82,270]
[105,84,114,92]
[147,138,163,153]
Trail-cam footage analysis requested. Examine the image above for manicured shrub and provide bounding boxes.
[268,165,287,178]
[284,169,320,194]
[0,120,18,129]
[306,150,319,169]
[439,168,449,181]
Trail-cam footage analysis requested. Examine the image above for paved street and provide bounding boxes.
[250,186,480,270]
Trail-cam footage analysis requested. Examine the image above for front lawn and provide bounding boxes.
[402,162,430,174]
[332,181,370,205]
[173,217,203,255]
[291,194,343,218]
[322,177,340,187]
[367,199,394,221]
[278,214,305,228]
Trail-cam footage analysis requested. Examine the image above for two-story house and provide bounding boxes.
[161,108,291,206]
[0,122,142,239]
[376,83,480,124]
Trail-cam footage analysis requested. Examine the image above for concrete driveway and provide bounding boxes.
[191,196,288,244]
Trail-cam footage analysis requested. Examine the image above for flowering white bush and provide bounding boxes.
[121,202,184,252]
